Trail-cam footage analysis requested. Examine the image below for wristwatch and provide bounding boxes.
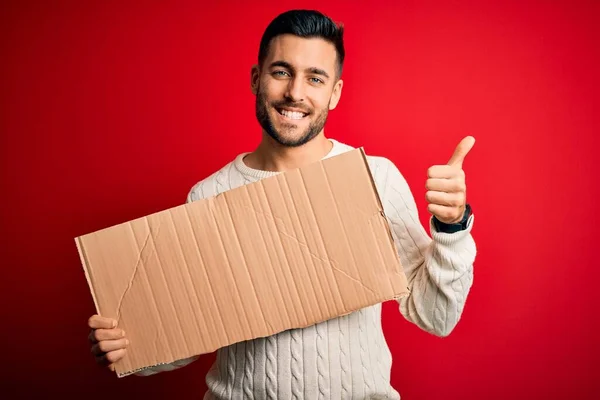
[433,204,472,233]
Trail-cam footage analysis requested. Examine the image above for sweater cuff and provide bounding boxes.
[430,213,475,246]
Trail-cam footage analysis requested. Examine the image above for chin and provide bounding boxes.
[267,126,319,148]
[256,100,324,148]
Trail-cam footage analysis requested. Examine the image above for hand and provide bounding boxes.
[88,315,129,371]
[425,136,475,224]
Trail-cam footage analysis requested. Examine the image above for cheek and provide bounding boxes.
[312,94,331,111]
[308,87,333,108]
[262,78,286,98]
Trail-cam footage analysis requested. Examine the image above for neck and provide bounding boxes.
[244,132,333,172]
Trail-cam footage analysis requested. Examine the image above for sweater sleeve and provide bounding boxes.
[133,355,199,376]
[380,158,476,337]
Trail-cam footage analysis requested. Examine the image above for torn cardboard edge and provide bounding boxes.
[76,147,410,377]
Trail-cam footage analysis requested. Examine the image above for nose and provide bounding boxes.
[284,76,304,102]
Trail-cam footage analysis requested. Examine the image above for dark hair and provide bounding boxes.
[258,9,345,78]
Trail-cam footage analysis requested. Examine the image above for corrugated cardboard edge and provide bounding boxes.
[118,363,170,378]
[357,147,410,301]
[75,237,101,315]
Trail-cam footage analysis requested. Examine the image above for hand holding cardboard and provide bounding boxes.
[88,315,128,372]
[425,136,475,224]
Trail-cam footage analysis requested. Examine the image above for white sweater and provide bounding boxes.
[136,139,477,399]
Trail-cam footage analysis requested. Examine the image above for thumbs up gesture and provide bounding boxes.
[426,136,475,224]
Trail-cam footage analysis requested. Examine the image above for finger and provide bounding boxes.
[427,165,463,179]
[95,348,127,366]
[425,178,464,193]
[88,315,117,330]
[88,330,98,344]
[448,136,475,168]
[90,328,126,343]
[426,191,464,207]
[105,348,127,364]
[91,338,129,356]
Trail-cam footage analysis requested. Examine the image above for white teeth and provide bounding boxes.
[280,109,306,120]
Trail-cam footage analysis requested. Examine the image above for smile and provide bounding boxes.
[276,107,308,120]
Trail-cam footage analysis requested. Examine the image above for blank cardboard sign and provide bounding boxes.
[75,148,409,377]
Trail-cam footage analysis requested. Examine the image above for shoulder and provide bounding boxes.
[363,152,416,217]
[331,139,399,177]
[365,154,397,178]
[330,139,410,197]
[364,154,410,194]
[185,159,237,203]
[356,151,420,220]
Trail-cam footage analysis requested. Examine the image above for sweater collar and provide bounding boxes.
[234,138,348,180]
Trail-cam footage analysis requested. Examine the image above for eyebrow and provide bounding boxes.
[269,60,330,80]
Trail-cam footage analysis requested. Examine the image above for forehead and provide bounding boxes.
[265,34,337,73]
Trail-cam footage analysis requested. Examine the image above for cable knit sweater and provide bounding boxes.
[136,138,477,399]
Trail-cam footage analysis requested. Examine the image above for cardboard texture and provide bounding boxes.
[75,148,410,377]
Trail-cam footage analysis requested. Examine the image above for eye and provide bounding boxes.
[273,70,290,77]
[309,77,324,85]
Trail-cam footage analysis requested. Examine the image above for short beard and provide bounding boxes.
[255,88,328,148]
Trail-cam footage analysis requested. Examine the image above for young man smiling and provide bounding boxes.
[87,9,477,399]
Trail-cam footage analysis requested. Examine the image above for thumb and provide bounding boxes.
[448,136,476,168]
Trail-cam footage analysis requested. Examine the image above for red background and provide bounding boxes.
[1,0,598,398]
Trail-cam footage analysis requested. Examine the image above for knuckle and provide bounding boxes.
[98,341,109,353]
[450,180,465,193]
[107,350,124,363]
[105,352,116,363]
[426,191,437,203]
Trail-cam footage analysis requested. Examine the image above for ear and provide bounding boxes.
[328,79,344,110]
[250,64,260,95]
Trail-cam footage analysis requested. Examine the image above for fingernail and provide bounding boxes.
[125,339,130,346]
[112,320,117,328]
[121,330,126,337]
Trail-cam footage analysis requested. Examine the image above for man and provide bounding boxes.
[87,9,476,399]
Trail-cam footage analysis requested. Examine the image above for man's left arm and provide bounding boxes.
[380,137,477,337]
